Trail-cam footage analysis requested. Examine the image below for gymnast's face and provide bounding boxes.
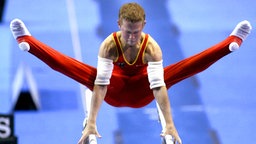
[118,19,145,46]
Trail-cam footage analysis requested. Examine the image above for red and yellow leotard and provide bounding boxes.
[105,32,153,107]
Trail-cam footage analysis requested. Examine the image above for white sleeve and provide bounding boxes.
[94,56,114,85]
[147,60,166,89]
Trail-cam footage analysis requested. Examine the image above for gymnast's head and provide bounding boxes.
[118,2,146,24]
[117,3,146,46]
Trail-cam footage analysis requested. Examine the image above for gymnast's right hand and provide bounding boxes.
[78,123,101,144]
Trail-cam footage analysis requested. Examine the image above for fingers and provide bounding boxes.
[77,136,86,144]
[96,134,102,138]
[160,134,182,144]
[175,137,182,144]
[78,134,101,144]
[78,132,89,144]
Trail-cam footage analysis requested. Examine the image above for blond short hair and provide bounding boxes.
[118,3,145,23]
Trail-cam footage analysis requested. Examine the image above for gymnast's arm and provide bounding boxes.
[78,36,116,144]
[145,37,182,144]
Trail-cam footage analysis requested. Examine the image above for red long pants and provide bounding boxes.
[17,35,242,108]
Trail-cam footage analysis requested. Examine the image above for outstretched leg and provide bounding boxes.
[10,19,96,90]
[164,20,252,89]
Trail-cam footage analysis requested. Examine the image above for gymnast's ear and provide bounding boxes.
[143,20,146,26]
[117,19,121,29]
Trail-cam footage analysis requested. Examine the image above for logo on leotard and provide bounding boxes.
[118,62,125,68]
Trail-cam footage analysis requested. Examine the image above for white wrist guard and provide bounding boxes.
[147,60,166,89]
[94,56,113,85]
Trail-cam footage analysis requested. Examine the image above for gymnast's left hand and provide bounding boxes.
[78,123,101,144]
[161,125,182,144]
